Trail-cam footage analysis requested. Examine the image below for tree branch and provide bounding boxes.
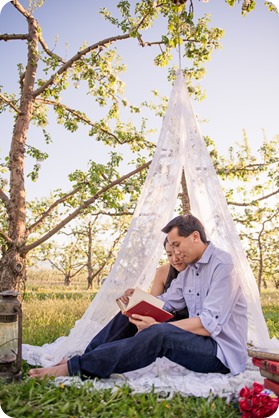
[70,263,86,278]
[89,234,122,287]
[36,98,154,147]
[0,93,20,113]
[0,189,10,207]
[11,0,33,18]
[27,184,84,234]
[91,211,134,217]
[0,33,29,41]
[38,34,65,63]
[0,230,14,245]
[33,33,130,97]
[227,188,279,206]
[222,161,279,176]
[21,161,151,254]
[47,258,65,275]
[36,98,122,142]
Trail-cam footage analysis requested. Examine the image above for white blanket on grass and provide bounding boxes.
[23,339,263,400]
[52,358,263,400]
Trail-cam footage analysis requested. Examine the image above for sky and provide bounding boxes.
[0,0,279,200]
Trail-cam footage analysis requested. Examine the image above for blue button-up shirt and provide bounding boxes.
[158,242,248,375]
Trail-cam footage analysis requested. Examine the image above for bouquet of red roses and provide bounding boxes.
[239,382,279,418]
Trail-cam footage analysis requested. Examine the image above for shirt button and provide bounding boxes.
[189,289,191,293]
[197,313,200,316]
[196,273,199,276]
[197,293,200,296]
[215,315,219,319]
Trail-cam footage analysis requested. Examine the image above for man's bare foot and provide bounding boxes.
[28,364,69,380]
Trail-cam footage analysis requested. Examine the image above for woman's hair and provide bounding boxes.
[163,238,189,319]
[162,214,207,244]
[163,237,179,290]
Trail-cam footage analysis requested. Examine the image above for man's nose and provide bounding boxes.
[172,253,180,261]
[173,247,181,255]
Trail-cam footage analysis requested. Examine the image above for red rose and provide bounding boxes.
[251,406,265,418]
[240,386,251,398]
[251,395,262,408]
[239,399,252,412]
[239,382,279,418]
[262,396,273,408]
[242,412,252,418]
[251,382,264,395]
[263,400,279,417]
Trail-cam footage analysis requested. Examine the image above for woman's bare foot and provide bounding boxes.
[28,364,69,380]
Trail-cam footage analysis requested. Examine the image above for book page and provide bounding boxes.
[127,287,164,310]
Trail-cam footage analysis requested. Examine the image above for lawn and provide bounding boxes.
[0,286,278,418]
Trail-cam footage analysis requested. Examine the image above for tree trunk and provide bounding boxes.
[87,223,93,289]
[181,169,191,215]
[64,273,71,286]
[0,247,26,291]
[0,13,39,291]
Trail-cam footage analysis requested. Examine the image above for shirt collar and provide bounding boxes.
[189,241,215,268]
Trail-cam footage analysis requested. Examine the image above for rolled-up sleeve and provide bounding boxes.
[200,312,221,337]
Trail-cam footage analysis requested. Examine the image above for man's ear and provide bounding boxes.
[192,231,201,242]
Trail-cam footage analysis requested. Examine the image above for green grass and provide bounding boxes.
[22,295,94,346]
[0,287,278,418]
[0,381,240,418]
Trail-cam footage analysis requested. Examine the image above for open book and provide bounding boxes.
[116,287,173,322]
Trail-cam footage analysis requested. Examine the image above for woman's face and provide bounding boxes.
[165,241,187,272]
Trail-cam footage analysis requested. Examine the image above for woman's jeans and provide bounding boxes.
[68,312,230,379]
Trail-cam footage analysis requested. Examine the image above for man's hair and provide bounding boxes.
[162,214,207,244]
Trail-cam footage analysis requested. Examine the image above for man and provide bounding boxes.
[29,215,248,379]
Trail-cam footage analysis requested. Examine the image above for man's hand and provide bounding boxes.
[129,314,158,332]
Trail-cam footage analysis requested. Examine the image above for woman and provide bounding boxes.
[119,237,189,319]
[150,237,187,295]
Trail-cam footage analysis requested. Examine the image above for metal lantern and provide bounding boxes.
[0,290,22,381]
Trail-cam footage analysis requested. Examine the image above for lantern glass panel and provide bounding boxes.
[0,319,18,363]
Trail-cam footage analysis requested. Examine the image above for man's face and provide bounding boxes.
[167,226,200,264]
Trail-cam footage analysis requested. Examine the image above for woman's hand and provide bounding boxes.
[129,314,158,332]
[117,288,135,305]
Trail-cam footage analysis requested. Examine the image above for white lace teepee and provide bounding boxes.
[23,71,278,396]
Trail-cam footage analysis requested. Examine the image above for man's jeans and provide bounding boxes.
[68,313,230,379]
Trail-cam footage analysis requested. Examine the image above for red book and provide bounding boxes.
[252,358,279,375]
[264,378,279,396]
[116,287,174,323]
[122,300,174,322]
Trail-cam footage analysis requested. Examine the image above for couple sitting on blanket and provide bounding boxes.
[29,214,248,380]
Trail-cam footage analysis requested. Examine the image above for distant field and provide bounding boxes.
[26,268,100,292]
[260,288,279,306]
[22,272,279,346]
[27,268,279,296]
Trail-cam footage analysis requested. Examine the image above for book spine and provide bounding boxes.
[260,369,279,383]
[252,358,279,375]
[264,378,279,396]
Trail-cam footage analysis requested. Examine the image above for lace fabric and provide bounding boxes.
[23,72,279,396]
